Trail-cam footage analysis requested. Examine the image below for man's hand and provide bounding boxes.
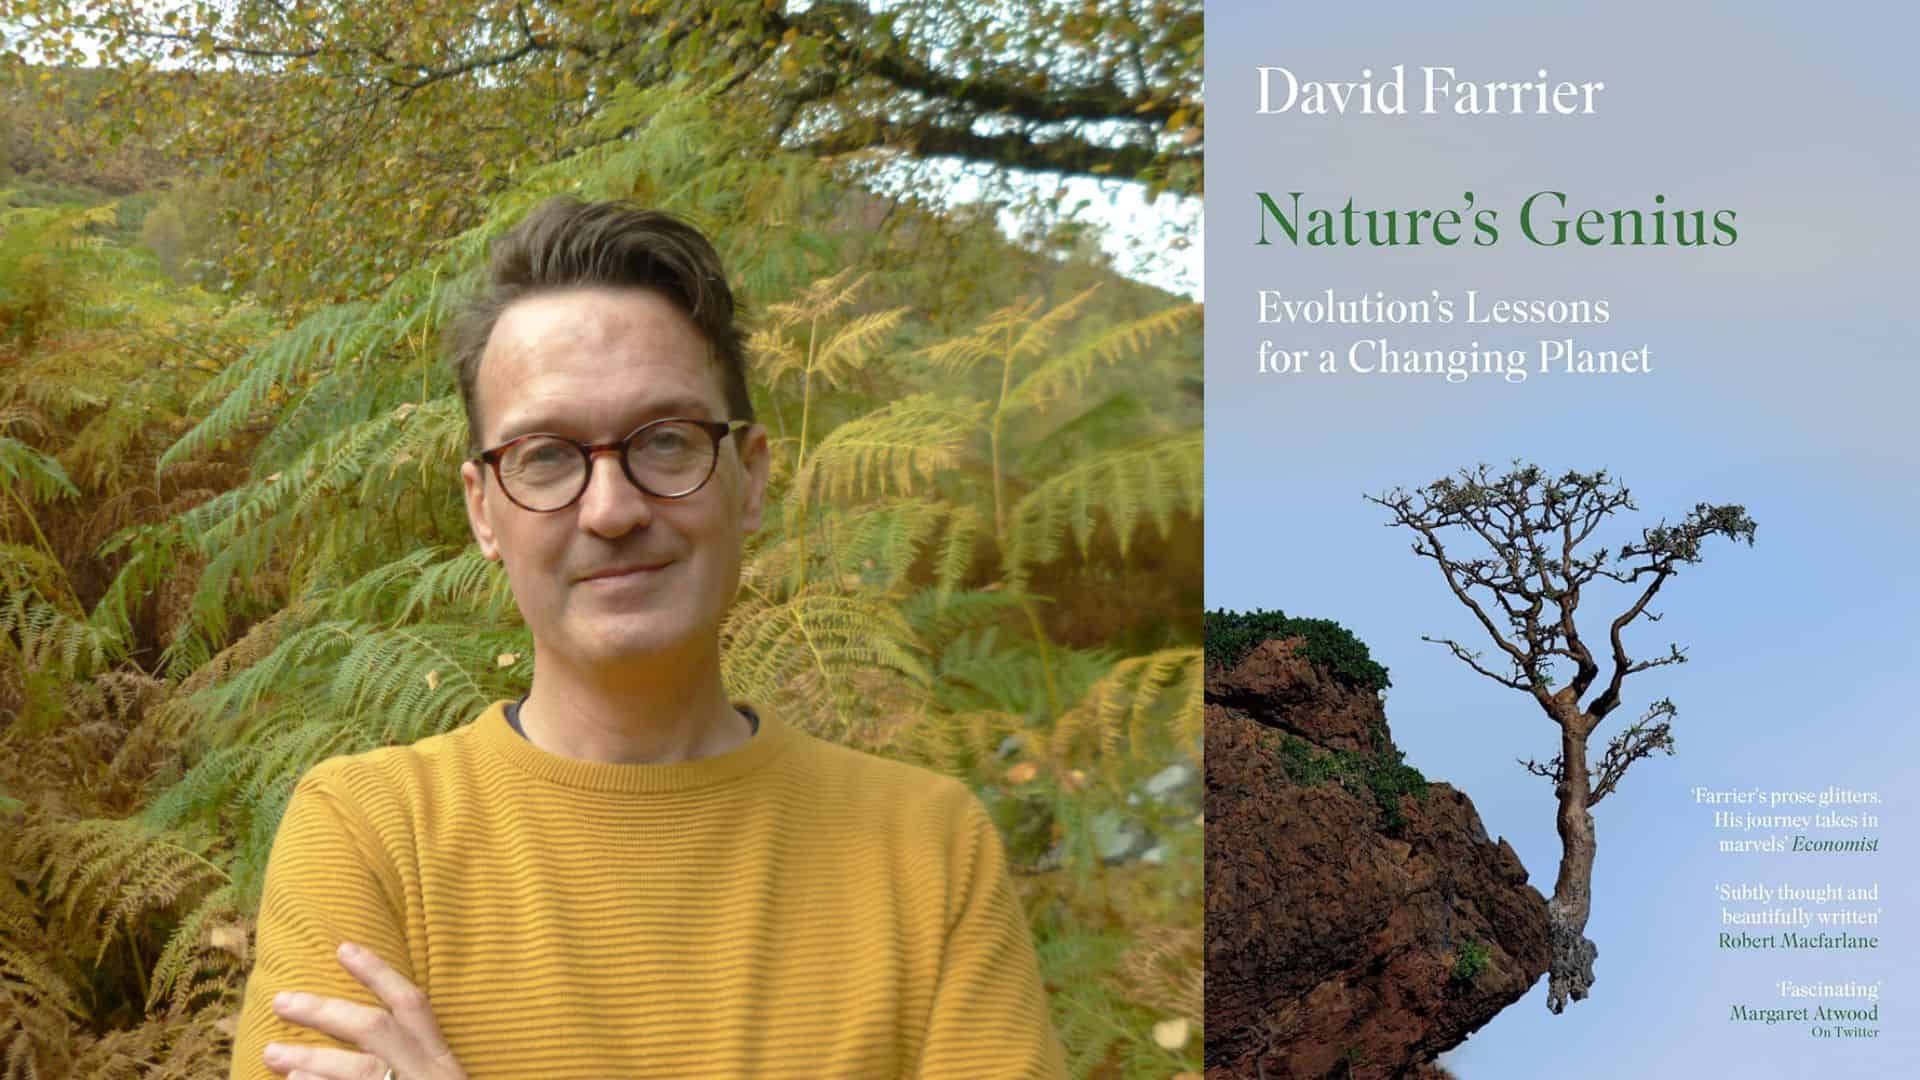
[263,942,468,1080]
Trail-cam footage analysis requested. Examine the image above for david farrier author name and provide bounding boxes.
[1257,65,1604,115]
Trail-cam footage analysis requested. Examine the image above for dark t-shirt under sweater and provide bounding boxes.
[503,696,760,740]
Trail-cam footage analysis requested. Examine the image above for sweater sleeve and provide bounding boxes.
[228,763,416,1080]
[912,790,1068,1079]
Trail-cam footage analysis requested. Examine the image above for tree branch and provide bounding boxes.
[1424,636,1531,692]
[1587,700,1678,806]
[777,1,1185,125]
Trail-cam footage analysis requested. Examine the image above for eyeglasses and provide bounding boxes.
[473,418,750,512]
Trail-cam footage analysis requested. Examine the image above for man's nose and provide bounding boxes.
[575,448,654,535]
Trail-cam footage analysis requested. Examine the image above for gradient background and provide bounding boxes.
[1203,2,1918,1076]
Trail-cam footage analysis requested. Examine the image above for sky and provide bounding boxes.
[1204,1,1919,1076]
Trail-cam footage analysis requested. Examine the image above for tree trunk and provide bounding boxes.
[1546,718,1600,1012]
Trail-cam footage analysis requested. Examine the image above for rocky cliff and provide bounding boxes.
[1204,629,1551,1079]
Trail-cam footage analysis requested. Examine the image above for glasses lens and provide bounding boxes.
[627,420,716,496]
[498,436,585,510]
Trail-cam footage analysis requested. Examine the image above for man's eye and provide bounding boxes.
[643,428,694,453]
[518,443,575,468]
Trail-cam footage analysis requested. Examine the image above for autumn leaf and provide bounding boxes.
[1151,1017,1190,1049]
[209,924,248,959]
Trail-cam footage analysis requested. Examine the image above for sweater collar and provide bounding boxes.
[474,698,790,794]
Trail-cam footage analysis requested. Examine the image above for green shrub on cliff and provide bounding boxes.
[1204,608,1390,692]
[1261,728,1428,830]
[1451,939,1492,983]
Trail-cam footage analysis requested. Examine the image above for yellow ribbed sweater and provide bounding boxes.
[229,701,1065,1079]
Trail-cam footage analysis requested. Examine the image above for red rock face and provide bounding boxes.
[1205,638,1551,1079]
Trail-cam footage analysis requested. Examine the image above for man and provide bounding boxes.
[229,197,1067,1079]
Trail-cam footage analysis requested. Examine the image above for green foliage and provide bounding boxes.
[1204,607,1391,692]
[1262,728,1429,830]
[15,1,1201,304]
[0,81,1200,1078]
[1452,939,1493,983]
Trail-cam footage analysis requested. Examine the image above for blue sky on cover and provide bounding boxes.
[1204,1,1919,1075]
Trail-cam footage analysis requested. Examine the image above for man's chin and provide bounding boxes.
[569,617,700,667]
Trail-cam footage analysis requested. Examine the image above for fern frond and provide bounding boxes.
[22,817,228,967]
[764,267,863,326]
[1114,926,1203,1022]
[1009,284,1101,364]
[369,394,469,495]
[931,504,986,604]
[788,395,981,510]
[900,587,1024,650]
[0,404,49,439]
[817,499,947,593]
[815,307,907,380]
[747,325,806,387]
[183,619,359,731]
[931,629,1119,719]
[0,542,69,603]
[392,548,517,625]
[975,295,1046,339]
[721,585,929,739]
[1050,647,1202,767]
[325,622,513,742]
[158,300,368,471]
[306,547,442,623]
[812,499,983,600]
[0,591,122,675]
[145,884,246,1016]
[895,708,1028,778]
[158,525,278,678]
[1006,302,1200,414]
[1004,432,1202,586]
[914,334,997,377]
[0,436,80,504]
[0,868,88,1021]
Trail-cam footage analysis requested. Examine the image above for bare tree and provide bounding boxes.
[1368,463,1754,1013]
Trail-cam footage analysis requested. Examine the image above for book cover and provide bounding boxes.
[1203,3,1915,1076]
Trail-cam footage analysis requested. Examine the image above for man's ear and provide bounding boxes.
[461,460,502,560]
[737,424,771,533]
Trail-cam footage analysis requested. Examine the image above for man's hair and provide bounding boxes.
[447,196,752,450]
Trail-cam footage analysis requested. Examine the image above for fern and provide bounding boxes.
[0,543,71,607]
[899,587,1025,649]
[929,629,1118,721]
[0,86,1205,1075]
[181,619,359,731]
[1005,432,1202,586]
[0,200,120,349]
[22,816,228,969]
[1050,647,1203,768]
[1009,284,1102,367]
[0,591,123,677]
[897,707,1028,779]
[0,868,88,1022]
[1113,925,1203,1023]
[0,437,81,505]
[326,623,525,742]
[722,585,929,738]
[1006,302,1200,414]
[144,884,247,1016]
[788,395,981,510]
[159,300,369,471]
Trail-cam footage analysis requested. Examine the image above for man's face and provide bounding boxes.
[460,286,769,673]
